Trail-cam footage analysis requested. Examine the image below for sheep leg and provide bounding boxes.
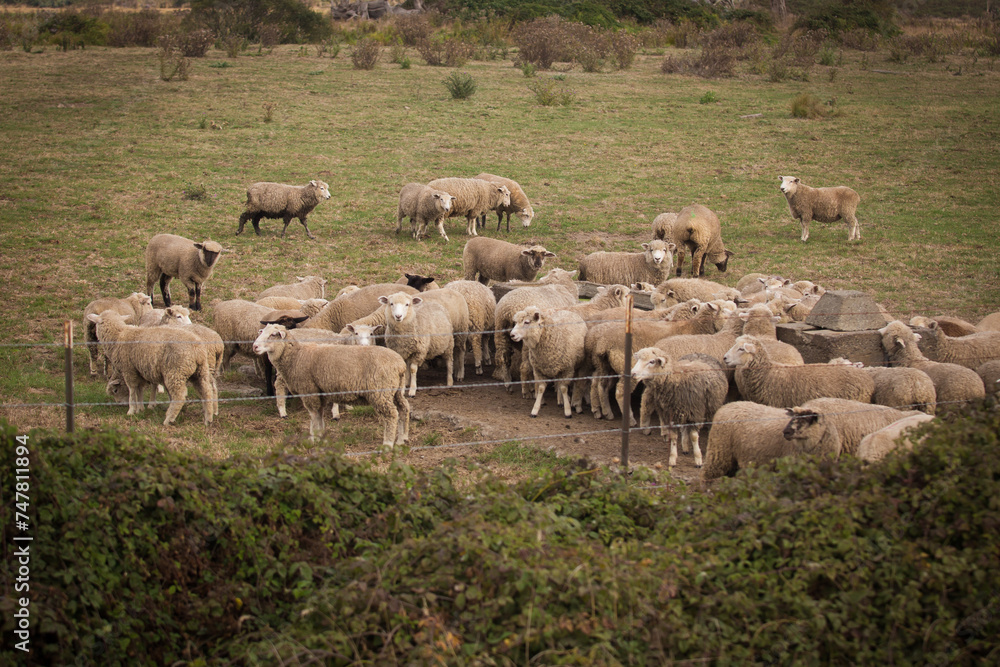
[251,214,263,235]
[407,362,418,397]
[470,333,483,375]
[493,331,512,387]
[692,248,707,277]
[558,380,573,418]
[298,215,316,240]
[846,213,860,241]
[674,251,685,277]
[275,373,289,417]
[667,428,679,467]
[395,389,410,444]
[689,427,703,468]
[376,396,398,448]
[194,368,214,425]
[302,395,324,441]
[519,353,533,399]
[435,216,449,242]
[188,283,202,311]
[159,274,172,308]
[86,326,100,376]
[799,214,811,242]
[162,378,187,425]
[453,335,466,381]
[639,390,653,435]
[444,344,455,387]
[466,215,478,237]
[530,371,547,417]
[281,214,294,238]
[614,380,636,427]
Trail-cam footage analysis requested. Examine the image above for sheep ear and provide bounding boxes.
[86,313,102,324]
[345,324,356,334]
[725,250,735,258]
[596,286,607,295]
[193,242,204,250]
[296,276,305,281]
[373,324,385,335]
[544,251,557,258]
[666,242,677,251]
[378,296,390,305]
[793,177,800,183]
[927,321,940,331]
[641,243,650,250]
[411,296,423,305]
[738,311,749,322]
[520,249,532,256]
[913,332,922,341]
[405,273,415,279]
[310,180,317,186]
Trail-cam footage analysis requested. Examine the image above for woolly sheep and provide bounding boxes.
[378,292,458,397]
[237,180,331,239]
[651,212,677,243]
[444,279,497,376]
[510,306,588,417]
[427,177,511,238]
[724,334,874,407]
[211,299,276,375]
[975,360,1000,396]
[87,310,214,425]
[977,311,1000,332]
[857,413,935,462]
[668,204,734,277]
[256,296,329,314]
[577,240,674,286]
[631,282,657,293]
[651,278,742,309]
[879,320,986,406]
[829,358,937,415]
[144,233,224,311]
[631,348,728,467]
[779,175,861,242]
[302,283,418,333]
[474,173,535,232]
[395,183,455,240]
[702,401,841,481]
[736,273,773,295]
[83,292,153,376]
[253,324,409,446]
[791,397,926,456]
[154,305,223,417]
[257,275,328,301]
[914,320,1000,370]
[335,284,362,299]
[908,315,978,337]
[565,285,630,323]
[270,326,352,419]
[463,237,556,285]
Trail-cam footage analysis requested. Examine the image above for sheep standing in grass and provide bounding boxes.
[914,320,1000,370]
[253,323,409,446]
[857,413,936,462]
[474,173,535,232]
[257,275,327,301]
[879,320,986,406]
[631,348,728,467]
[237,180,331,239]
[577,240,674,286]
[445,280,497,375]
[87,310,214,425]
[145,233,224,311]
[779,175,861,242]
[84,292,153,376]
[702,401,841,481]
[395,183,456,240]
[510,306,588,418]
[786,397,926,456]
[427,177,511,238]
[667,204,734,277]
[651,211,677,243]
[379,292,457,397]
[463,237,556,285]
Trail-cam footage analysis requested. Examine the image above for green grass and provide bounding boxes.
[0,43,998,459]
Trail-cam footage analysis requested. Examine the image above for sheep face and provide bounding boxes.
[195,240,224,269]
[521,246,557,272]
[779,175,801,195]
[434,192,454,213]
[782,408,818,441]
[712,249,735,272]
[879,320,919,355]
[378,292,422,323]
[496,185,512,208]
[517,205,535,228]
[641,240,672,268]
[163,306,192,325]
[311,180,332,200]
[404,273,437,291]
[344,323,379,346]
[630,347,670,383]
[723,335,758,367]
[510,307,542,344]
[252,323,289,356]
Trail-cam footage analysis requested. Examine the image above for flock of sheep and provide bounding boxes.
[80,173,1000,480]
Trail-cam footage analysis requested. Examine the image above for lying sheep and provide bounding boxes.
[87,310,214,425]
[253,324,409,446]
[631,348,728,468]
[577,240,674,287]
[668,204,734,277]
[791,397,926,456]
[379,292,457,397]
[257,275,328,301]
[395,183,456,241]
[256,296,329,313]
[736,273,773,295]
[977,311,1000,332]
[828,358,936,415]
[302,283,418,333]
[474,173,535,232]
[631,282,657,293]
[444,280,497,375]
[510,306,588,418]
[427,177,511,238]
[879,320,986,407]
[145,233,224,311]
[724,334,874,407]
[651,211,677,243]
[857,413,935,462]
[334,284,362,299]
[908,315,979,337]
[83,292,153,376]
[237,180,331,239]
[702,401,841,481]
[463,237,556,285]
[914,319,1000,370]
[976,360,1000,395]
[651,278,742,309]
[779,175,861,242]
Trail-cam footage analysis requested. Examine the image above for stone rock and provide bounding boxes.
[804,290,888,332]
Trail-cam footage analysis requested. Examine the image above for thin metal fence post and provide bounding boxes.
[620,294,633,474]
[64,320,75,434]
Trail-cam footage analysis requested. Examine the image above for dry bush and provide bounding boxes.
[642,18,674,48]
[839,28,880,51]
[513,16,575,70]
[694,44,736,78]
[416,36,476,67]
[105,9,174,48]
[660,53,688,74]
[393,13,432,47]
[258,23,282,50]
[568,25,608,72]
[608,30,640,70]
[0,16,14,51]
[351,36,381,69]
[703,22,759,51]
[790,93,824,119]
[158,34,190,81]
[180,29,214,57]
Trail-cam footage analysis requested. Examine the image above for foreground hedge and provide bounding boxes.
[1,399,998,664]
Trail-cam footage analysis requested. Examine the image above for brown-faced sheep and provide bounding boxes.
[84,292,153,377]
[577,240,674,286]
[789,397,926,456]
[668,204,734,277]
[856,413,936,462]
[395,183,456,241]
[510,307,588,418]
[427,177,511,238]
[144,233,224,311]
[257,275,328,301]
[915,320,1000,370]
[237,180,331,239]
[474,173,535,232]
[779,175,861,242]
[463,237,556,285]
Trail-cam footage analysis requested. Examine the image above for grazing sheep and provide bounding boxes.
[779,175,861,242]
[379,292,457,397]
[83,292,154,376]
[792,397,926,456]
[510,306,588,417]
[977,311,1000,332]
[857,413,936,462]
[427,177,511,238]
[474,173,535,232]
[651,211,677,243]
[702,401,841,481]
[668,204,734,277]
[651,278,742,309]
[144,233,224,311]
[257,275,328,301]
[395,183,456,240]
[86,310,214,425]
[724,334,874,407]
[397,273,440,291]
[631,348,728,467]
[577,240,674,286]
[252,324,409,446]
[444,280,497,375]
[463,237,556,285]
[914,320,1000,370]
[302,283,418,333]
[237,180,331,239]
[975,360,1000,396]
[879,320,986,406]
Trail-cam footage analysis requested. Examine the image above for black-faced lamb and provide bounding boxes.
[253,323,409,447]
[473,173,535,232]
[378,292,457,397]
[83,292,153,376]
[856,413,935,462]
[463,237,556,285]
[577,240,674,286]
[144,233,224,311]
[427,177,511,238]
[509,306,588,418]
[779,175,861,242]
[237,180,331,239]
[667,204,734,277]
[395,183,456,240]
[257,275,328,301]
[397,273,440,291]
[914,320,1000,370]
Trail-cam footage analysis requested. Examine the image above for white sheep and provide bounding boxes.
[378,292,457,397]
[738,304,805,366]
[577,240,674,286]
[334,284,362,299]
[395,183,456,240]
[83,292,153,376]
[828,358,937,415]
[651,278,742,309]
[977,311,1000,332]
[257,275,328,301]
[252,324,409,446]
[977,360,1000,396]
[444,280,497,376]
[789,397,926,456]
[427,177,511,238]
[631,348,728,467]
[779,175,861,242]
[271,327,352,419]
[667,204,734,277]
[211,299,279,376]
[650,211,677,243]
[914,320,1000,370]
[463,237,556,285]
[151,305,224,417]
[857,413,936,462]
[86,310,214,425]
[256,296,329,313]
[702,401,841,481]
[510,306,588,417]
[302,283,418,333]
[237,180,331,239]
[473,173,535,232]
[144,233,224,311]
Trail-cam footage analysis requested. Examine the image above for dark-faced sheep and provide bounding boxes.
[463,237,556,285]
[144,233,224,311]
[237,180,331,239]
[779,175,861,242]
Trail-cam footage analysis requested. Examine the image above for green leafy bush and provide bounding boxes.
[791,92,825,118]
[528,77,576,106]
[443,71,477,99]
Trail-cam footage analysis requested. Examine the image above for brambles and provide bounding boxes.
[443,71,477,100]
[351,36,381,70]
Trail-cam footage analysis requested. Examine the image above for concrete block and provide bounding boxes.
[777,322,887,366]
[804,290,889,332]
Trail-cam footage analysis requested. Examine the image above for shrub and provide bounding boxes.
[157,34,190,81]
[795,0,899,38]
[660,53,689,74]
[699,90,717,104]
[513,15,569,70]
[180,29,215,57]
[105,9,174,48]
[818,45,837,66]
[400,55,411,69]
[520,61,537,77]
[608,29,640,70]
[416,36,476,67]
[528,77,575,106]
[393,12,433,46]
[569,25,607,72]
[839,27,881,51]
[443,71,477,99]
[790,92,824,119]
[389,39,406,64]
[186,0,330,45]
[351,36,381,70]
[262,102,276,123]
[693,43,735,78]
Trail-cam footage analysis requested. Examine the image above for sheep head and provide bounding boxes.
[779,175,801,195]
[252,323,289,357]
[630,347,670,383]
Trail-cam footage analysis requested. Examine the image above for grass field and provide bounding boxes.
[0,37,998,466]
